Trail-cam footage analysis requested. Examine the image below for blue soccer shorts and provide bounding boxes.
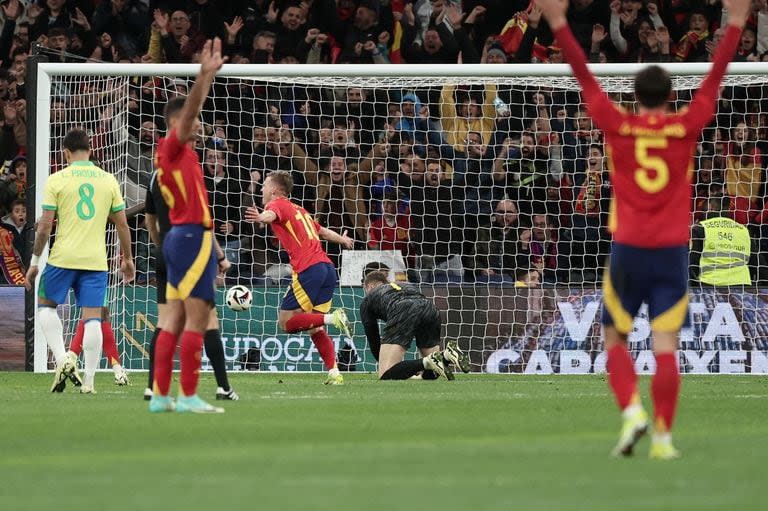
[281,262,337,313]
[602,242,690,334]
[163,224,217,303]
[38,264,108,308]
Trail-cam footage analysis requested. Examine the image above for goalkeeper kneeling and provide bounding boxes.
[359,271,470,380]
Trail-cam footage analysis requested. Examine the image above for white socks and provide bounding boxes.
[82,320,103,387]
[622,403,643,420]
[324,313,334,325]
[39,307,66,366]
[328,367,340,377]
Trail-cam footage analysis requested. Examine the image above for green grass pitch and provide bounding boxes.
[0,373,766,511]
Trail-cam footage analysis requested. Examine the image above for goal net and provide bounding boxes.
[32,63,768,375]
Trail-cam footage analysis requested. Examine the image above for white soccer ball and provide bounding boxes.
[226,285,253,312]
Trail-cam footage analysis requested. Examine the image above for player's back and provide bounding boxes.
[155,131,211,228]
[43,161,124,271]
[602,110,701,248]
[362,281,426,322]
[267,196,332,273]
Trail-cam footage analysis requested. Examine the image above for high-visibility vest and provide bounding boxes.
[699,217,751,286]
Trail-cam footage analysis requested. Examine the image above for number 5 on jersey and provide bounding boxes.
[634,137,669,193]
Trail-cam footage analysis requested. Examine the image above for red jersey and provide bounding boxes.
[556,24,741,248]
[155,130,212,228]
[266,196,332,273]
[368,215,410,254]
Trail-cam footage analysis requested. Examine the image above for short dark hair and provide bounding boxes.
[363,270,389,288]
[634,65,671,109]
[361,262,390,284]
[63,128,90,152]
[163,96,187,125]
[10,198,26,210]
[267,170,294,194]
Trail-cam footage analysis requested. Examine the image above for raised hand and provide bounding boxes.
[153,9,169,34]
[72,7,91,30]
[266,1,278,24]
[199,38,227,75]
[363,40,377,53]
[528,4,543,28]
[305,27,320,44]
[592,23,607,45]
[224,16,244,42]
[610,0,621,14]
[466,5,487,24]
[646,1,659,16]
[656,26,670,47]
[2,0,22,21]
[445,2,464,27]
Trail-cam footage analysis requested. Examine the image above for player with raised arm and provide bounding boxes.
[536,0,749,459]
[149,38,230,413]
[244,170,354,385]
[25,128,135,394]
[144,168,239,402]
[360,271,469,380]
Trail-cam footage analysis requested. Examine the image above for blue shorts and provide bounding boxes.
[163,224,217,303]
[602,243,690,334]
[282,262,337,313]
[38,264,108,308]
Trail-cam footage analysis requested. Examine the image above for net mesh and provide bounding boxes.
[43,70,768,374]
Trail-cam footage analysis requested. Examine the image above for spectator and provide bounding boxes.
[726,120,763,225]
[520,213,568,285]
[367,192,410,262]
[154,9,204,63]
[0,197,29,261]
[440,83,497,152]
[674,9,711,62]
[314,154,369,265]
[28,0,73,40]
[203,146,243,275]
[249,30,277,63]
[570,144,610,282]
[92,0,149,58]
[477,198,525,281]
[0,153,25,213]
[492,132,548,224]
[265,1,308,61]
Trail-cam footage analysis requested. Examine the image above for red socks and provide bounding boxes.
[70,320,85,355]
[70,320,121,366]
[153,330,177,396]
[606,343,638,410]
[180,330,204,397]
[652,352,680,432]
[101,321,120,366]
[310,329,337,370]
[285,313,326,333]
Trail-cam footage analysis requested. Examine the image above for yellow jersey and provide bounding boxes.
[41,161,125,271]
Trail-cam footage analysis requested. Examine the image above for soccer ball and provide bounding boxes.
[226,285,252,312]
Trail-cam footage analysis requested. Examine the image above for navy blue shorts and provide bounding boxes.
[602,243,690,334]
[38,264,107,308]
[282,262,337,313]
[163,224,217,303]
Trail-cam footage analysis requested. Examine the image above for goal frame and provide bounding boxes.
[28,60,767,373]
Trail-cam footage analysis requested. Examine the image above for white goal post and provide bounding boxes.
[30,61,768,374]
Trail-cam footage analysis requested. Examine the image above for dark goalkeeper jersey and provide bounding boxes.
[360,282,436,350]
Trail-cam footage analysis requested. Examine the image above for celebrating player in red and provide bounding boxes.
[245,170,354,385]
[149,38,230,413]
[536,0,749,459]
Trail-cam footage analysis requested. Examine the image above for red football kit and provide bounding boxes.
[266,196,332,273]
[155,129,212,228]
[556,24,741,248]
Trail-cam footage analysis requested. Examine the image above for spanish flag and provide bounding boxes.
[498,11,529,55]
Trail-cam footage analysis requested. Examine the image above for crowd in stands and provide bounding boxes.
[0,0,767,287]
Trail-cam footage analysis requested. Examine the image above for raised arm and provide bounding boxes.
[537,0,617,129]
[684,0,748,131]
[244,207,277,225]
[318,226,354,249]
[24,209,55,291]
[175,38,226,144]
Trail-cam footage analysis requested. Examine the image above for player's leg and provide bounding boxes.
[279,263,344,384]
[602,245,649,456]
[37,264,80,392]
[145,251,168,400]
[647,245,688,460]
[73,270,109,393]
[173,227,223,413]
[99,306,128,386]
[280,263,353,338]
[206,310,239,400]
[377,344,409,378]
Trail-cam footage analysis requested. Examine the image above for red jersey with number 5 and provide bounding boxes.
[555,24,742,248]
[266,196,332,272]
[155,129,212,228]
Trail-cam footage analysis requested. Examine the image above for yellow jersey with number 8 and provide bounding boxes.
[41,160,125,271]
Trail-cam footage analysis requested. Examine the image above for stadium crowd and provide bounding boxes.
[1,0,768,287]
